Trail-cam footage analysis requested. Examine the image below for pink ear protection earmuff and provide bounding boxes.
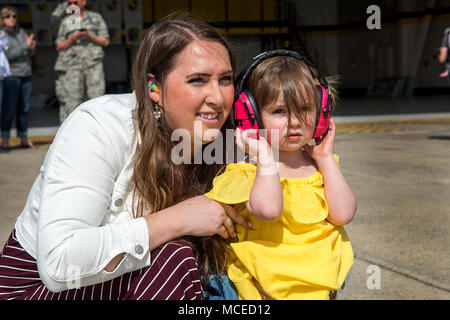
[233,50,331,139]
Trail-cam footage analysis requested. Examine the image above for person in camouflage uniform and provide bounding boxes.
[52,1,69,123]
[55,0,109,123]
[51,1,69,34]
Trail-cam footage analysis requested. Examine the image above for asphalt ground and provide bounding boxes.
[1,96,449,300]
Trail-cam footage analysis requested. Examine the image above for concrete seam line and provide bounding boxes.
[353,249,450,293]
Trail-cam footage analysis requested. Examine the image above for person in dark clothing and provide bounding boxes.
[438,27,449,82]
[0,6,36,150]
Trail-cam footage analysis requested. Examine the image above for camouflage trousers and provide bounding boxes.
[55,62,105,123]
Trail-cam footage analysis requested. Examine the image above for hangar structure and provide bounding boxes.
[2,0,450,103]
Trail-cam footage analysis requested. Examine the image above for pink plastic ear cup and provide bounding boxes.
[234,86,331,140]
[312,85,331,139]
[234,91,261,139]
[234,50,331,141]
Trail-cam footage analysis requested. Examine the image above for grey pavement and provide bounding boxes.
[1,95,449,299]
[334,119,450,300]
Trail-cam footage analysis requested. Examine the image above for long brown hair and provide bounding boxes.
[248,56,339,126]
[130,15,235,284]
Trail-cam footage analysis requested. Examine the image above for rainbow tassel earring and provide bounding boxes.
[153,102,162,121]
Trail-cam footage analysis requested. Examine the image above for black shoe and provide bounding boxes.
[1,141,10,151]
[20,139,34,148]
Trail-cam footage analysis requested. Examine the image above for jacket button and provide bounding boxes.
[135,245,144,255]
[114,198,123,207]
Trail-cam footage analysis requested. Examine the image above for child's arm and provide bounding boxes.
[303,119,357,226]
[236,129,283,221]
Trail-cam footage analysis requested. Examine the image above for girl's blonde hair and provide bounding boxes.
[248,56,339,127]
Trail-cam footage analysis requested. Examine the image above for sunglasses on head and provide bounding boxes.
[2,14,16,19]
[68,1,78,5]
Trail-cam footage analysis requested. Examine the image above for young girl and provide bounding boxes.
[205,52,356,300]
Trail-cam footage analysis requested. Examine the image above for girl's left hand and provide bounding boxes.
[303,118,336,163]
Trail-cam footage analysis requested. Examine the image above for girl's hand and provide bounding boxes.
[235,128,272,158]
[303,118,336,165]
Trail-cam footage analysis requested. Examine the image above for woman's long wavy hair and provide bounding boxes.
[130,15,235,286]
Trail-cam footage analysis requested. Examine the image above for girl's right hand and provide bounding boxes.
[235,128,272,158]
[172,195,252,239]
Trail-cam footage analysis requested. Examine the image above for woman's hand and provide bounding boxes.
[144,195,252,251]
[107,196,251,272]
[26,34,36,49]
[303,118,336,166]
[174,195,251,239]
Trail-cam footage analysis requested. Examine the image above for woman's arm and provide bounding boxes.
[303,119,357,226]
[36,98,147,292]
[4,30,29,61]
[236,129,283,221]
[105,195,251,272]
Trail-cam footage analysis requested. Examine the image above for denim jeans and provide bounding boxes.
[446,63,450,83]
[1,76,32,139]
[0,79,3,111]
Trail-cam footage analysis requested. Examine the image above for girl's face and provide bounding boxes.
[152,39,234,146]
[261,92,316,152]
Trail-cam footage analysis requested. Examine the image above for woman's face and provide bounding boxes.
[2,11,17,29]
[261,92,316,152]
[152,39,234,146]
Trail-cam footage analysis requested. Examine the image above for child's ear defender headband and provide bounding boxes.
[233,49,331,139]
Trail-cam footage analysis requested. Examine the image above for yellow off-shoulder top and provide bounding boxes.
[205,158,353,300]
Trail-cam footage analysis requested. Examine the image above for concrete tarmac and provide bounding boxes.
[1,96,449,300]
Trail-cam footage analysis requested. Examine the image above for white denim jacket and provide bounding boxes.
[15,93,151,292]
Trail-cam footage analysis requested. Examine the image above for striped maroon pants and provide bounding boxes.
[0,230,204,300]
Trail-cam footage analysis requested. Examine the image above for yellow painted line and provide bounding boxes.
[19,118,450,141]
[7,136,54,148]
[336,118,450,128]
[335,118,450,134]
